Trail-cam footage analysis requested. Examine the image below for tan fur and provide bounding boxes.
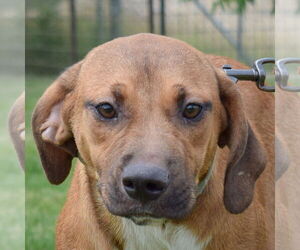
[32,34,274,249]
[9,92,25,169]
[275,89,300,249]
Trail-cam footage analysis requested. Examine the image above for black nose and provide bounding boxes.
[122,164,169,203]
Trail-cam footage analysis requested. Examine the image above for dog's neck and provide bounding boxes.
[121,217,211,250]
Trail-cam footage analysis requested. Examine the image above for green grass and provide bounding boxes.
[0,75,24,250]
[25,75,74,250]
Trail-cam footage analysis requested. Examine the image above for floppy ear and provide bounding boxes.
[32,62,82,185]
[216,70,267,214]
[9,92,25,170]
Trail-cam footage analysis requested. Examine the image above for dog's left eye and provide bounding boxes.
[96,103,117,119]
[182,103,203,119]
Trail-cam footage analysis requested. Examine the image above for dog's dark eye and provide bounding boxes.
[182,103,202,119]
[96,103,117,119]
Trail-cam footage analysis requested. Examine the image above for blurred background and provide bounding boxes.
[0,0,25,249]
[26,0,275,74]
[26,0,276,249]
[275,0,300,249]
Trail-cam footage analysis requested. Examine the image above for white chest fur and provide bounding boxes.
[121,218,210,250]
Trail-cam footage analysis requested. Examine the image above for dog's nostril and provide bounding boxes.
[145,182,164,193]
[123,179,135,190]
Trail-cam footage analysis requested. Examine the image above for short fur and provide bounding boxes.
[32,34,274,249]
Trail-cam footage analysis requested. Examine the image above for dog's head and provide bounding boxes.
[32,34,266,221]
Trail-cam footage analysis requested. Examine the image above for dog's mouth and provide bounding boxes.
[100,173,196,221]
[103,190,195,221]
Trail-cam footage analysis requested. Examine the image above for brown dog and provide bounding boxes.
[32,34,274,249]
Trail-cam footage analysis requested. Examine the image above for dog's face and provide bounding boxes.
[32,34,266,221]
[72,38,222,220]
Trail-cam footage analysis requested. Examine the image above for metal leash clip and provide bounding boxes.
[222,58,275,92]
[276,58,300,92]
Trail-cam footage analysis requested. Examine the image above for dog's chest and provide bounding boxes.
[121,219,209,250]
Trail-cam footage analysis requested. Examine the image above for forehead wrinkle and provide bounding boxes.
[170,82,214,105]
[110,82,126,103]
[132,53,160,93]
[173,84,186,107]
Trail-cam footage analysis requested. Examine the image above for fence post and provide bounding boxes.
[160,0,166,35]
[193,0,251,64]
[96,0,104,43]
[148,0,154,33]
[237,12,244,61]
[69,0,78,63]
[110,0,121,39]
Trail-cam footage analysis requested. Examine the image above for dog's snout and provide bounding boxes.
[122,164,169,203]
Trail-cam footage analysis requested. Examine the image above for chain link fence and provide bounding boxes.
[26,0,275,74]
[0,0,24,75]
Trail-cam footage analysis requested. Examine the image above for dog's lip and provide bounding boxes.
[125,212,162,220]
[127,215,167,226]
[104,192,194,220]
[130,215,161,220]
[128,213,161,218]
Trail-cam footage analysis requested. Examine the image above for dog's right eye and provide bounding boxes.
[95,103,117,119]
[182,103,203,120]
